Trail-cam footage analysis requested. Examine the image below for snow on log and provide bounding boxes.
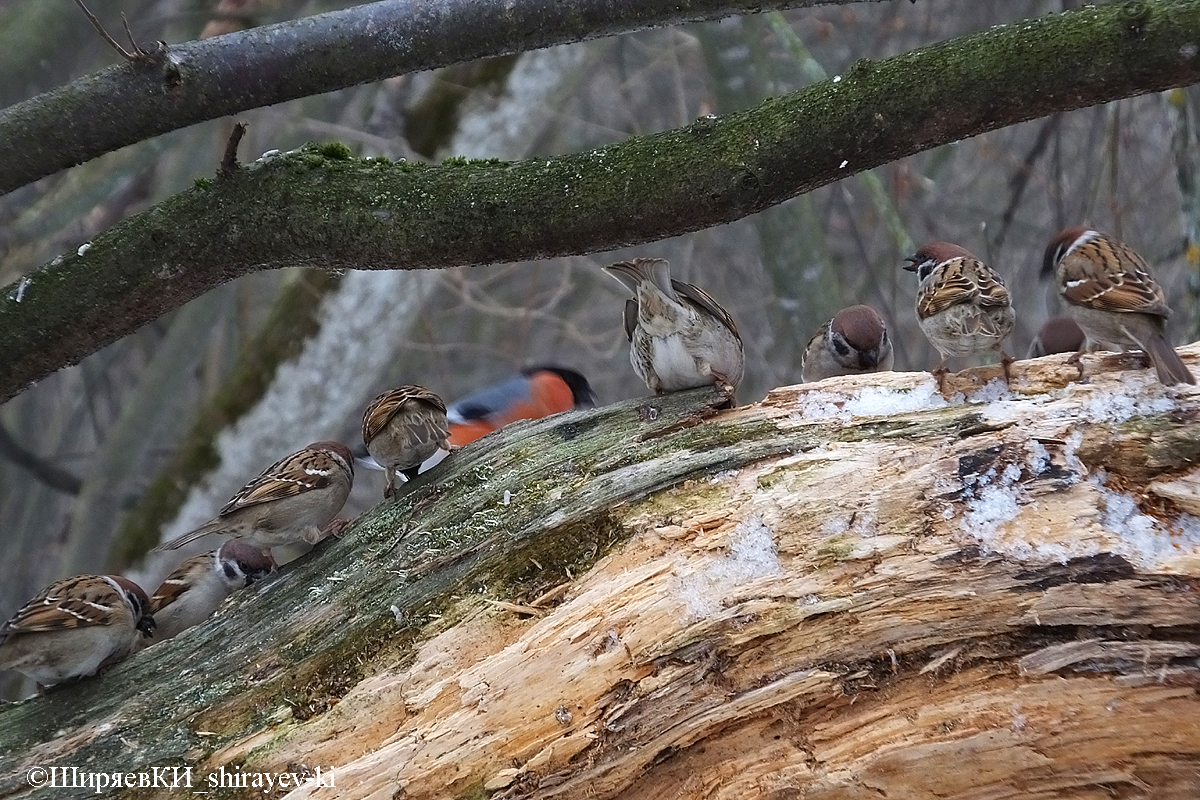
[2,346,1200,799]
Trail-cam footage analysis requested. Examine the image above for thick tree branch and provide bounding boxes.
[1,1,1199,404]
[0,0,875,197]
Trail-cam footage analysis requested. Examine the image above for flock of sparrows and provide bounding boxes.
[1,227,1193,694]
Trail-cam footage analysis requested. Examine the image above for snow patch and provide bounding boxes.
[675,517,783,619]
[1091,473,1200,568]
[1076,384,1176,424]
[792,381,949,423]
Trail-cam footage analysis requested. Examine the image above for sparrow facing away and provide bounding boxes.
[447,366,596,447]
[801,305,895,382]
[904,241,1016,387]
[155,441,355,551]
[0,575,155,687]
[603,258,744,398]
[362,385,452,497]
[148,540,275,643]
[1042,228,1195,385]
[1027,316,1086,359]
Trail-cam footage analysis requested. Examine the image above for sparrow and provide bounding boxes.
[148,540,275,643]
[0,574,155,687]
[447,366,596,447]
[1042,228,1195,385]
[903,241,1016,387]
[801,305,895,382]
[155,441,355,551]
[1026,316,1086,359]
[603,257,744,397]
[362,385,452,497]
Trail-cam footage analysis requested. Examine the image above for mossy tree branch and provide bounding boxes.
[2,1,1200,403]
[0,0,874,197]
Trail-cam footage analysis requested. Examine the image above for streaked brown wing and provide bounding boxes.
[363,386,447,443]
[673,280,742,342]
[1060,238,1171,318]
[218,450,331,514]
[150,554,207,612]
[919,258,1009,317]
[4,577,118,633]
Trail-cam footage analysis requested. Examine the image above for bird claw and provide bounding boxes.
[1000,352,1015,387]
[322,518,352,539]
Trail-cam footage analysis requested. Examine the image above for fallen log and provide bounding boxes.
[2,345,1199,799]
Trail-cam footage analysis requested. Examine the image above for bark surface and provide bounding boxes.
[1,348,1199,799]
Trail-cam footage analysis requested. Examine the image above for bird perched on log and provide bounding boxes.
[1042,228,1195,385]
[0,575,155,687]
[154,441,355,551]
[1027,316,1086,359]
[148,540,275,643]
[603,257,744,398]
[362,385,453,497]
[904,241,1015,389]
[802,305,894,382]
[446,366,596,447]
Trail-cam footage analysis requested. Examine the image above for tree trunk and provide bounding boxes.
[2,347,1200,798]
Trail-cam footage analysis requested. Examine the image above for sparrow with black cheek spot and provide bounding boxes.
[1027,316,1086,359]
[148,540,275,643]
[0,575,155,687]
[603,258,744,399]
[362,385,453,498]
[447,366,596,447]
[154,441,355,551]
[903,241,1016,388]
[1043,228,1195,385]
[802,305,895,382]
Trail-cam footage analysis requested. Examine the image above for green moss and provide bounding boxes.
[317,141,353,160]
[193,176,212,189]
[816,537,856,562]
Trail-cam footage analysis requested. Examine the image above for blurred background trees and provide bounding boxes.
[2,0,1198,698]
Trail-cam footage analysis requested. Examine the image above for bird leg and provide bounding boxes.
[1000,351,1015,386]
[932,360,949,394]
[322,518,352,539]
[383,470,396,499]
[1065,349,1086,382]
[710,370,737,409]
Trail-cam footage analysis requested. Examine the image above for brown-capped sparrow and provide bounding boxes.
[801,305,895,382]
[155,441,355,551]
[148,540,275,643]
[903,241,1016,388]
[603,258,744,398]
[362,385,453,498]
[1043,228,1195,385]
[0,575,154,687]
[1026,316,1086,359]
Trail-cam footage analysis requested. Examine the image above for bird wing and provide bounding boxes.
[1060,238,1171,318]
[674,280,742,342]
[919,258,1010,317]
[361,386,447,445]
[2,577,122,634]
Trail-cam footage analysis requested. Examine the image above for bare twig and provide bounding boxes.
[994,115,1062,252]
[0,424,81,495]
[73,0,164,62]
[219,123,247,177]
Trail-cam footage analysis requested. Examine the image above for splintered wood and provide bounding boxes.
[265,348,1200,799]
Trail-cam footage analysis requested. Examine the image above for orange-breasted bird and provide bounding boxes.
[446,366,595,447]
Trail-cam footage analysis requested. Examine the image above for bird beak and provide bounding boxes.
[859,350,879,369]
[902,256,920,273]
[138,614,157,638]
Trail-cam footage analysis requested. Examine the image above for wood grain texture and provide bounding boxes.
[2,347,1200,799]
